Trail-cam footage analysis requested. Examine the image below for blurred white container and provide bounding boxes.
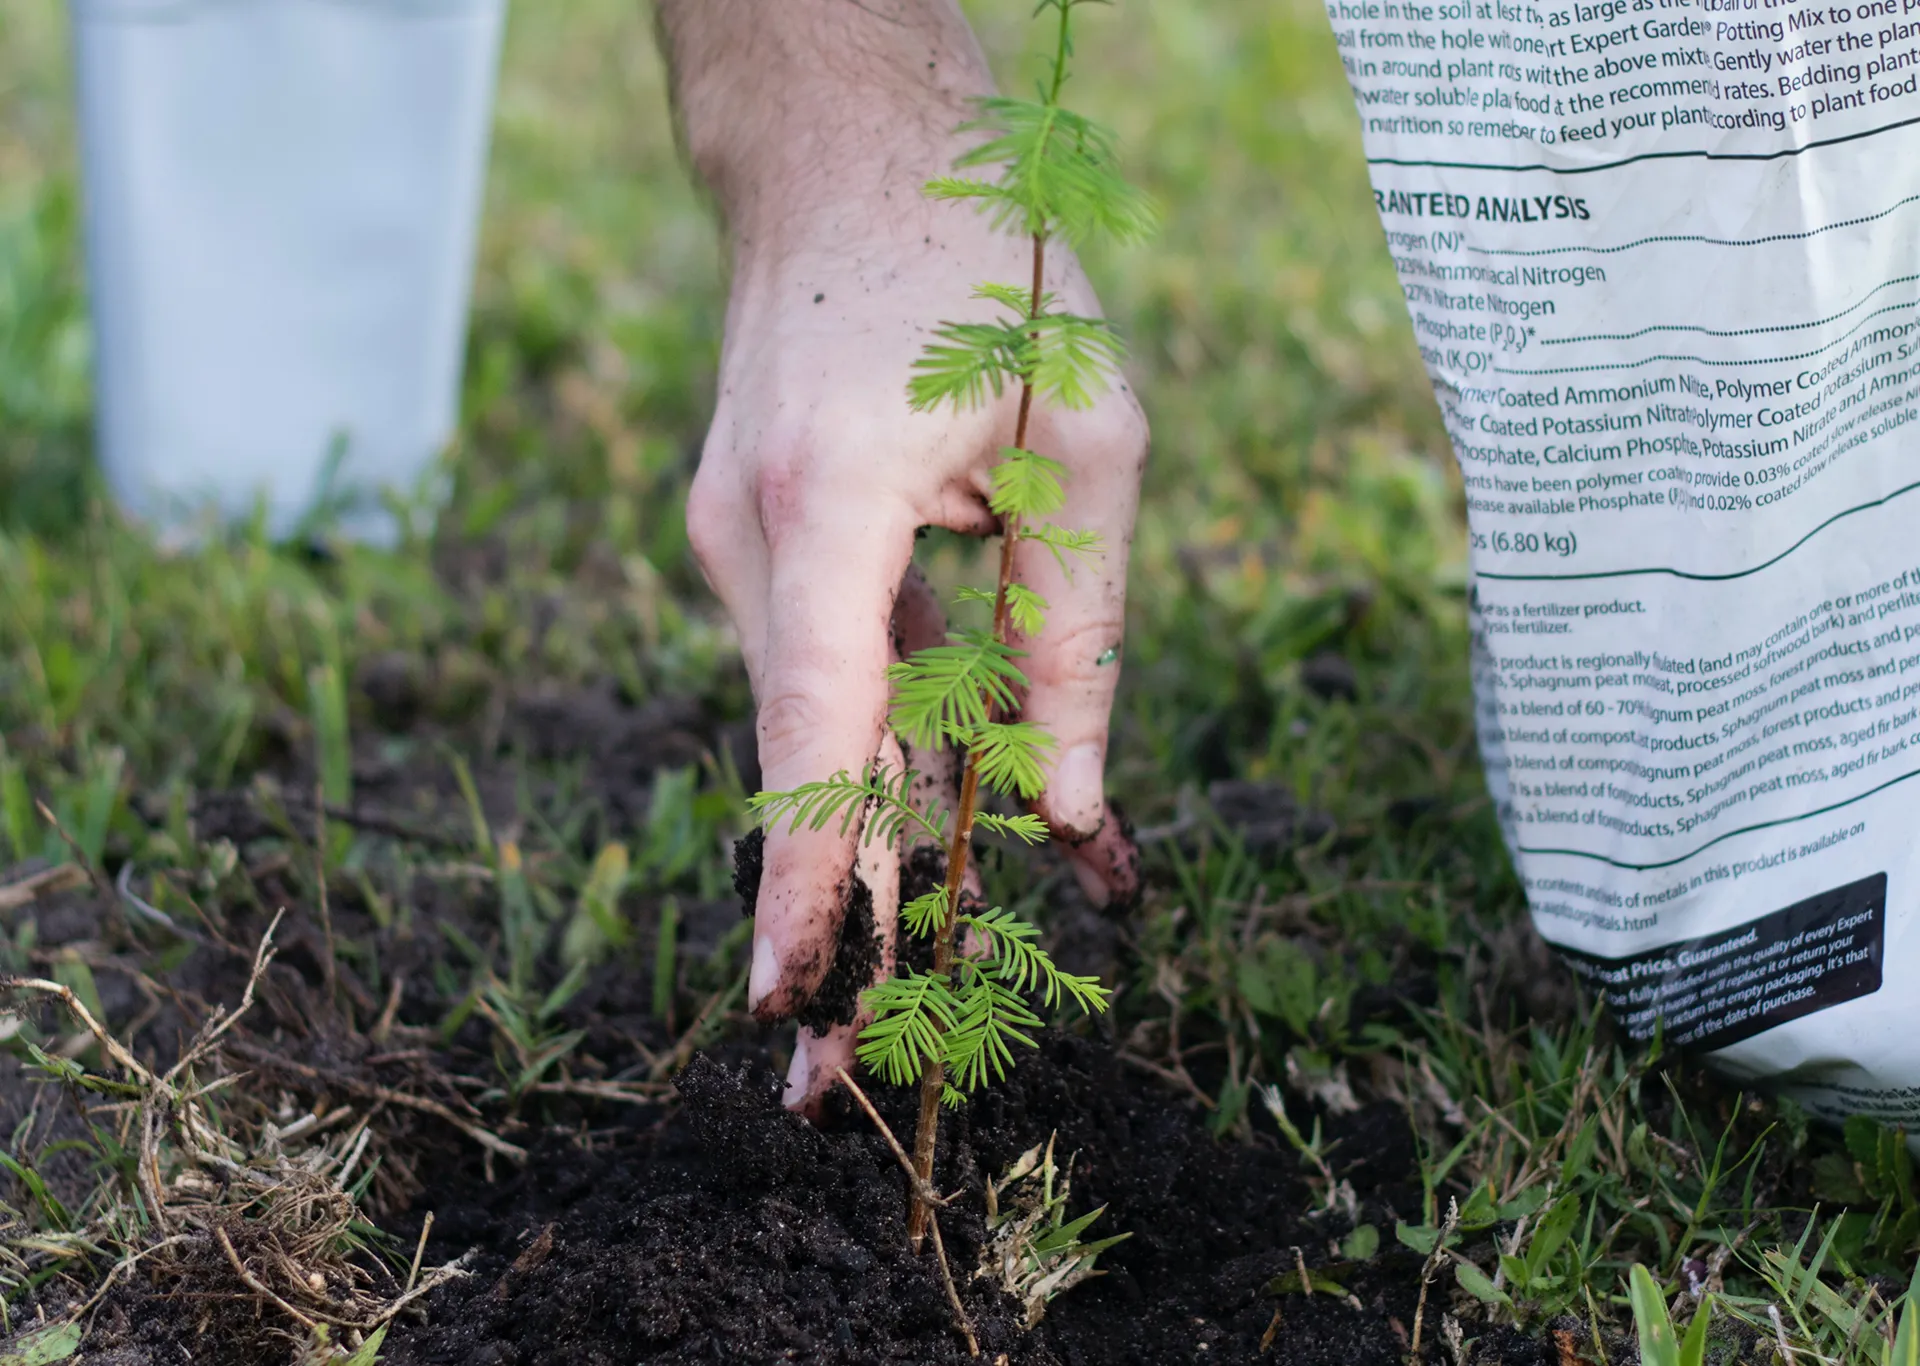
[70,0,507,541]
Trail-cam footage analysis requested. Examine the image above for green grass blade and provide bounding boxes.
[652,896,679,1023]
[1678,1293,1713,1366]
[1630,1265,1679,1366]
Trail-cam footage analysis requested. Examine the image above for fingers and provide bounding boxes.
[1013,399,1149,907]
[890,563,949,675]
[785,737,903,1113]
[893,565,986,907]
[748,472,917,1018]
[784,1026,850,1119]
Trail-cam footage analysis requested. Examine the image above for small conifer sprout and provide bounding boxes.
[747,0,1155,1250]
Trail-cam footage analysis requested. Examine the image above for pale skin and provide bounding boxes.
[656,0,1147,1109]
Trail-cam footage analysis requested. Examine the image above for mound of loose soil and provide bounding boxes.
[383,1035,1445,1366]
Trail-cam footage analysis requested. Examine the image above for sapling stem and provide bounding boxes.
[745,0,1154,1291]
[908,226,1050,1251]
[838,1068,978,1355]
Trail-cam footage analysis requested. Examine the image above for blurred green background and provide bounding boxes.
[0,0,1471,822]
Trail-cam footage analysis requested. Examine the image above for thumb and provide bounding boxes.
[749,487,916,1017]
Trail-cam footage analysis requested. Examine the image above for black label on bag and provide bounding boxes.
[1557,873,1885,1054]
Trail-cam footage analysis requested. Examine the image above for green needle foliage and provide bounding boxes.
[749,764,948,848]
[748,0,1152,1239]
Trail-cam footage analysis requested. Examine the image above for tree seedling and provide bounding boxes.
[749,0,1155,1253]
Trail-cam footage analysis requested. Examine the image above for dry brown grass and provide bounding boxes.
[0,910,481,1360]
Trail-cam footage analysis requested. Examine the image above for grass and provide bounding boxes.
[0,0,1915,1359]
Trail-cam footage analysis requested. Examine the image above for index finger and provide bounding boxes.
[747,474,918,1018]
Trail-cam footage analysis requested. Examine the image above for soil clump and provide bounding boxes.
[382,1035,1427,1366]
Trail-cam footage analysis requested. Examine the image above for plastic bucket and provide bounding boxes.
[70,0,507,541]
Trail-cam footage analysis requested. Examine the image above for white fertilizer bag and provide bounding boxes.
[71,0,506,541]
[1336,0,1920,1122]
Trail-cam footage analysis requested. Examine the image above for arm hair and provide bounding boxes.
[654,0,995,235]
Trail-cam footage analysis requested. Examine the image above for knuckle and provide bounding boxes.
[755,680,880,770]
[752,437,826,544]
[690,418,833,557]
[756,686,828,761]
[1026,615,1127,692]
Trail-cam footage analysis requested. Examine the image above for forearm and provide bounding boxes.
[656,0,996,246]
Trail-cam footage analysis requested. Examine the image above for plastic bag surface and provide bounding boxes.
[1337,0,1920,1120]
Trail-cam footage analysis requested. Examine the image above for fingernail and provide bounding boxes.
[782,1031,813,1109]
[1052,743,1106,834]
[749,933,780,1013]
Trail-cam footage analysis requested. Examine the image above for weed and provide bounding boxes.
[1611,1221,1920,1366]
[977,1134,1129,1328]
[1628,1263,1713,1366]
[1811,1116,1920,1269]
[0,915,471,1355]
[1725,1224,1920,1366]
[475,971,590,1108]
[0,1321,82,1364]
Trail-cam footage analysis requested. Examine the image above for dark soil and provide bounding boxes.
[384,1035,1436,1366]
[794,871,881,1032]
[1204,779,1336,859]
[0,678,1556,1366]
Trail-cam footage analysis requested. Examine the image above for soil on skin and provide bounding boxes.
[732,829,882,1032]
[384,1036,1433,1366]
[732,828,766,911]
[794,870,880,1032]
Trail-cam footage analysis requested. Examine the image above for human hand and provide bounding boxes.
[691,196,1146,1108]
[660,0,1146,1110]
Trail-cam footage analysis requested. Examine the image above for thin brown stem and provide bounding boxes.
[224,1039,528,1164]
[406,1211,435,1293]
[838,1068,952,1211]
[216,1225,321,1332]
[926,1208,981,1357]
[1408,1197,1460,1364]
[908,231,1049,1252]
[839,1069,978,1356]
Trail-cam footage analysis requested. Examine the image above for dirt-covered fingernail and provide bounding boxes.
[748,932,781,1013]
